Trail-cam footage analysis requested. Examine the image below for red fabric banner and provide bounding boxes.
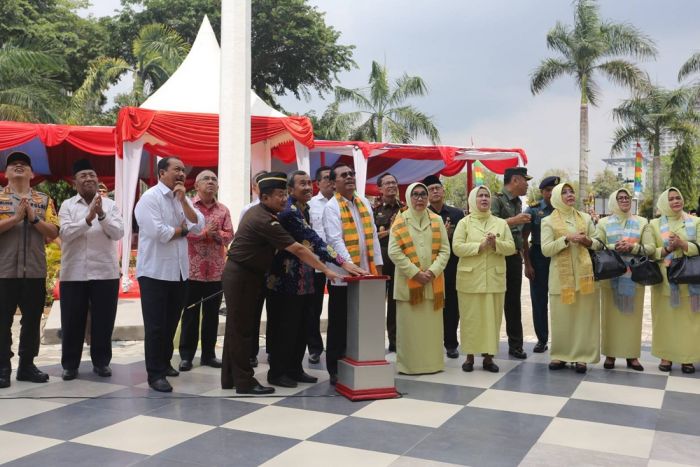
[0,121,115,155]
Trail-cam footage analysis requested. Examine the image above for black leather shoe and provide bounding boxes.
[659,362,672,372]
[149,378,173,392]
[236,384,275,395]
[62,369,78,381]
[267,374,297,388]
[329,374,338,386]
[291,372,318,383]
[93,365,112,377]
[308,353,321,364]
[533,342,548,353]
[166,366,179,377]
[682,364,696,374]
[509,348,527,359]
[249,357,259,368]
[388,344,396,353]
[446,348,460,359]
[575,363,587,374]
[461,361,474,372]
[201,357,222,368]
[548,361,567,370]
[603,358,616,370]
[16,364,49,383]
[0,367,10,388]
[626,359,644,371]
[179,360,193,371]
[483,361,499,373]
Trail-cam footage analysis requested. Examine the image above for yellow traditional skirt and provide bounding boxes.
[651,289,700,363]
[601,286,644,358]
[458,292,503,356]
[550,289,601,364]
[396,300,444,374]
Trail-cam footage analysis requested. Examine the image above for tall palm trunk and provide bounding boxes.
[579,99,589,209]
[377,114,384,142]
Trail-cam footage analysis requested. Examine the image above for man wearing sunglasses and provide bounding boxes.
[322,162,383,385]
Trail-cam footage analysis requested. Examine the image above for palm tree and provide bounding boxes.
[68,24,190,124]
[334,61,439,144]
[611,85,699,202]
[530,0,656,205]
[0,40,67,122]
[679,50,700,103]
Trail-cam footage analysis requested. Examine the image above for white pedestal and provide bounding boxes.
[336,276,398,401]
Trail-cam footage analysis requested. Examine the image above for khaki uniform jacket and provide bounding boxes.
[452,214,515,294]
[388,211,450,302]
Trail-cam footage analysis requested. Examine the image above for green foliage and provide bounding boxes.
[669,141,698,207]
[333,60,440,144]
[305,101,354,140]
[526,168,573,203]
[108,0,355,107]
[35,180,76,210]
[441,169,503,211]
[591,169,627,198]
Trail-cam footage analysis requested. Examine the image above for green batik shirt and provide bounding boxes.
[491,187,523,251]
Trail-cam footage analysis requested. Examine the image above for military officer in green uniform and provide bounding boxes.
[491,167,532,359]
[522,176,559,353]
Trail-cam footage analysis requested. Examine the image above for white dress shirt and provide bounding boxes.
[238,198,260,223]
[59,194,125,281]
[322,194,383,286]
[135,182,205,281]
[308,192,331,241]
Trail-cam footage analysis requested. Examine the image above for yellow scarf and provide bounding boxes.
[550,183,594,304]
[336,192,378,275]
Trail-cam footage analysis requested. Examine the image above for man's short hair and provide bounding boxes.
[287,170,308,188]
[252,170,269,185]
[315,165,331,182]
[157,157,176,175]
[377,172,397,187]
[195,170,217,184]
[329,162,352,181]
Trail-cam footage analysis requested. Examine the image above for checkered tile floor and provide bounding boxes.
[1,343,699,467]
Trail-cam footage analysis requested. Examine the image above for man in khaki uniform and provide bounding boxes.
[0,152,59,388]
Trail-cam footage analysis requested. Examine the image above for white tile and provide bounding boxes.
[390,456,467,467]
[650,431,700,466]
[201,384,308,406]
[261,440,398,467]
[0,398,65,425]
[571,381,665,409]
[71,415,214,455]
[352,397,462,428]
[0,430,63,464]
[521,443,647,467]
[666,376,700,395]
[397,360,517,389]
[468,389,568,417]
[538,418,655,459]
[221,406,345,440]
[648,461,697,467]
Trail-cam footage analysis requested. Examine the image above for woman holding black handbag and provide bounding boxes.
[648,188,700,374]
[593,188,654,372]
[541,182,599,374]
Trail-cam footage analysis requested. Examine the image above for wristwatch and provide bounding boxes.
[97,213,106,222]
[30,216,40,225]
[180,225,189,237]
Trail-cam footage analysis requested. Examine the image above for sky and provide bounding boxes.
[84,0,700,182]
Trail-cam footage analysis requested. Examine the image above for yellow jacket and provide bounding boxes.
[452,214,515,294]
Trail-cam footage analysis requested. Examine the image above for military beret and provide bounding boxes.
[504,167,532,180]
[539,176,560,189]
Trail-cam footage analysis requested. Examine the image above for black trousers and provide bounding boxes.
[528,245,551,344]
[0,278,45,368]
[59,279,119,370]
[138,276,187,383]
[179,280,222,362]
[443,280,460,350]
[267,292,310,379]
[221,261,263,390]
[384,260,397,349]
[326,284,348,376]
[250,290,266,359]
[306,272,326,355]
[504,254,524,350]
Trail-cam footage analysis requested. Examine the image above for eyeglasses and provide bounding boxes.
[337,170,355,179]
[411,192,428,199]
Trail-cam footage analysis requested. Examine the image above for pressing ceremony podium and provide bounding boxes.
[336,275,399,401]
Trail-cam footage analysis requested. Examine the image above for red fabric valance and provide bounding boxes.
[0,121,115,155]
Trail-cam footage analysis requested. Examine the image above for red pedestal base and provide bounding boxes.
[335,382,398,401]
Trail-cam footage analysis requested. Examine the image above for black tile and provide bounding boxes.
[583,368,668,389]
[310,417,431,455]
[662,391,700,416]
[152,428,298,467]
[407,406,551,467]
[395,379,484,405]
[145,397,262,426]
[656,408,700,437]
[273,382,371,415]
[4,442,146,467]
[490,362,585,397]
[557,399,659,430]
[71,387,177,417]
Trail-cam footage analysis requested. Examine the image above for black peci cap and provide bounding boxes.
[539,176,560,190]
[422,175,442,187]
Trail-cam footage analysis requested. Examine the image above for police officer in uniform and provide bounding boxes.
[491,167,532,359]
[523,176,559,353]
[0,152,60,388]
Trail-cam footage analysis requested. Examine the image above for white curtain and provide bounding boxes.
[115,138,145,292]
[294,140,310,175]
[352,146,367,197]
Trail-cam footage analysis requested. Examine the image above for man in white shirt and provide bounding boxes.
[237,170,268,223]
[322,162,383,385]
[306,165,333,364]
[135,157,204,392]
[58,160,124,381]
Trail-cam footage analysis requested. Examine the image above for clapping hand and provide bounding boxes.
[14,198,27,222]
[94,195,104,218]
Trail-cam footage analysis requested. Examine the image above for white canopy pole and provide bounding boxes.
[219,0,251,227]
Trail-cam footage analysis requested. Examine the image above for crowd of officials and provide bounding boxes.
[1,151,699,393]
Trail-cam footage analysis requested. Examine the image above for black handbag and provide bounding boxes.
[629,243,663,286]
[589,238,627,281]
[667,240,700,284]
